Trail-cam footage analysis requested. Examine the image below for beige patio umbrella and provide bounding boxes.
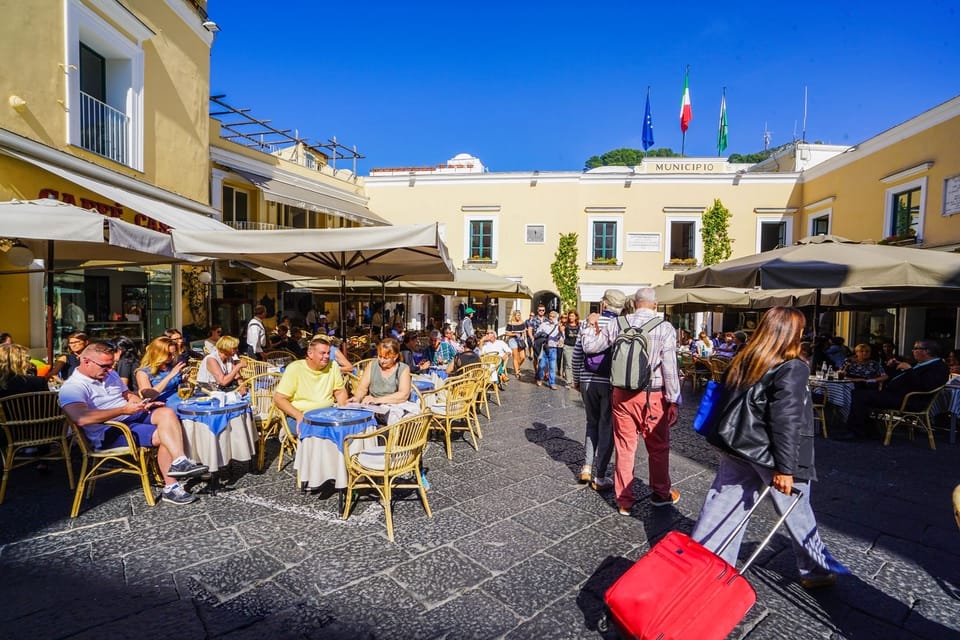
[171,223,455,330]
[0,198,201,362]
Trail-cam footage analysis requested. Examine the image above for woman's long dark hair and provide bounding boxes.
[725,307,804,390]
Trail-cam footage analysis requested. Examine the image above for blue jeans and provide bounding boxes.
[538,347,557,386]
[691,453,848,577]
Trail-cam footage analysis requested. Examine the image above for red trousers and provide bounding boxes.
[612,388,672,509]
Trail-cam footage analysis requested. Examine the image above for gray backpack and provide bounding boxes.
[610,316,665,391]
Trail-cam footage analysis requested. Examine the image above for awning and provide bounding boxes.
[230,168,389,226]
[578,283,653,302]
[1,148,230,231]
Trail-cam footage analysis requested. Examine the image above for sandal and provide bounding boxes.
[536,381,543,387]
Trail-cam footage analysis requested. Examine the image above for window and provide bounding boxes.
[222,186,249,227]
[587,216,623,264]
[883,177,926,241]
[525,224,545,244]
[463,216,498,263]
[810,212,831,236]
[65,0,147,170]
[755,216,793,252]
[663,215,701,264]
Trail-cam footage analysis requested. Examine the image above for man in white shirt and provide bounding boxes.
[245,305,268,360]
[59,341,207,505]
[480,330,512,385]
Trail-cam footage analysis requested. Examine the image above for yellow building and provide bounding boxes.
[0,0,225,355]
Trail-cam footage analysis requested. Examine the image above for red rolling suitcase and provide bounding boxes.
[603,486,801,640]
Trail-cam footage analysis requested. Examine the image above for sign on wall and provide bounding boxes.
[626,232,661,252]
[943,174,960,217]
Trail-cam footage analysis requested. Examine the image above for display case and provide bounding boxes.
[84,322,145,349]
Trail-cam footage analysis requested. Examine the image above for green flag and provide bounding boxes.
[717,92,729,155]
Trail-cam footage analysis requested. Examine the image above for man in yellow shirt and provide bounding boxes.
[274,336,348,434]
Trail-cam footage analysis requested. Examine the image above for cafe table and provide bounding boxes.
[176,396,257,473]
[931,383,960,444]
[808,377,855,427]
[293,407,378,490]
[411,377,435,402]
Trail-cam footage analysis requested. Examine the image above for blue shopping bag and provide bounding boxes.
[693,380,725,437]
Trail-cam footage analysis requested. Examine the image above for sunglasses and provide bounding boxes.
[84,357,115,371]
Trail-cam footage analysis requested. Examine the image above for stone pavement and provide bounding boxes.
[1,374,959,639]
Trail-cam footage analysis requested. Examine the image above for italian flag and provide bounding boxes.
[680,69,693,133]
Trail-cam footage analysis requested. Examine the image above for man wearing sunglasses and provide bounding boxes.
[59,341,208,505]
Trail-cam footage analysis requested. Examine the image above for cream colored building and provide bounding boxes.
[0,0,224,354]
[366,98,960,347]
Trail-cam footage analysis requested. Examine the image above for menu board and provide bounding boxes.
[944,174,960,217]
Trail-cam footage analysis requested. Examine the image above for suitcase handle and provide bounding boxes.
[715,485,803,574]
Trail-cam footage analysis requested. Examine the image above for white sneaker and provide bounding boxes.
[162,484,197,505]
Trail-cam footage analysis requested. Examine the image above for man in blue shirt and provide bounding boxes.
[420,330,456,370]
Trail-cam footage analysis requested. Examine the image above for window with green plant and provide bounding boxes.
[468,219,493,260]
[592,220,617,263]
[890,187,920,237]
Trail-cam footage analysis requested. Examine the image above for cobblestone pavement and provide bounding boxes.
[2,373,959,639]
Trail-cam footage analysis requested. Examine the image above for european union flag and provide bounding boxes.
[642,90,655,151]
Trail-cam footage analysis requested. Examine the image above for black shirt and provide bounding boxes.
[563,324,580,347]
[0,375,47,399]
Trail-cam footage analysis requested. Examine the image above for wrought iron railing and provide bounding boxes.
[79,91,129,166]
[224,221,290,231]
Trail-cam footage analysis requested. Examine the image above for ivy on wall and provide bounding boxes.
[550,232,579,311]
[181,268,209,328]
[701,199,733,266]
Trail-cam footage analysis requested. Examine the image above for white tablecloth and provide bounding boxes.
[293,426,378,489]
[180,409,257,472]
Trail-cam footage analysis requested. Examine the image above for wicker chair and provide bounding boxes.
[69,418,159,517]
[480,352,504,408]
[341,412,433,542]
[810,383,829,438]
[353,358,376,378]
[239,356,271,382]
[877,385,945,450]
[262,350,297,367]
[421,376,481,459]
[709,357,731,382]
[679,353,699,392]
[248,372,283,471]
[453,363,488,430]
[0,392,75,504]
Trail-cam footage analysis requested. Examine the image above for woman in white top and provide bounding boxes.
[197,335,247,394]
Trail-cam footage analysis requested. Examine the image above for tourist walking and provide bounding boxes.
[535,310,562,389]
[561,310,580,384]
[504,310,527,379]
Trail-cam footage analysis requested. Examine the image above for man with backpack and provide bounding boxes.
[571,288,624,490]
[581,287,681,514]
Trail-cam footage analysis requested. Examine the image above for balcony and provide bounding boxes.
[224,221,290,231]
[79,91,129,166]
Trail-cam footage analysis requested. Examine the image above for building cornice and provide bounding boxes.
[880,161,935,184]
[162,0,214,46]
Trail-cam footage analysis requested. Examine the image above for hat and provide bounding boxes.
[465,307,475,315]
[601,289,626,312]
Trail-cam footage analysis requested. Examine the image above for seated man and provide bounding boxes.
[420,329,457,371]
[479,330,512,384]
[58,341,207,505]
[400,332,423,370]
[273,335,348,435]
[842,339,949,440]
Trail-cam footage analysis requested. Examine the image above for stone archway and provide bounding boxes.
[532,290,561,313]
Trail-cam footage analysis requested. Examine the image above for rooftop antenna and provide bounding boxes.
[801,86,808,143]
[763,123,771,151]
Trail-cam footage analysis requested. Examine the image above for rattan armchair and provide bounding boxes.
[480,352,504,408]
[341,412,433,542]
[239,356,271,382]
[0,391,75,504]
[878,385,945,450]
[69,418,159,517]
[262,350,297,367]
[421,376,481,459]
[248,372,283,471]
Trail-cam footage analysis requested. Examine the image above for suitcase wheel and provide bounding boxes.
[597,614,608,633]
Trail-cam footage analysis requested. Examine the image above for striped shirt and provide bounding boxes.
[580,308,681,404]
[572,311,618,386]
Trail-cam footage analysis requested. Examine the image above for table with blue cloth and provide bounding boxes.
[411,378,435,402]
[808,378,854,430]
[428,367,449,380]
[293,407,378,489]
[176,397,257,473]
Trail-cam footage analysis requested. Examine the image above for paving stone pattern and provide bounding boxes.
[2,370,959,639]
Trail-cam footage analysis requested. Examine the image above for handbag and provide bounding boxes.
[692,380,724,437]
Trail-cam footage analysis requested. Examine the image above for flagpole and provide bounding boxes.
[679,65,692,157]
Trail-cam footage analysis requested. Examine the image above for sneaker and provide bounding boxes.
[618,506,631,516]
[591,477,614,491]
[162,485,197,505]
[578,465,592,483]
[167,459,209,479]
[799,572,837,590]
[650,489,681,507]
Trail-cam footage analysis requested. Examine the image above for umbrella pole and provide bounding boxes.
[339,272,346,339]
[813,288,821,340]
[46,241,55,366]
[381,280,387,337]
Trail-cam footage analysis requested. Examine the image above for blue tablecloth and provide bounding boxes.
[428,367,449,380]
[300,407,376,452]
[411,378,435,402]
[176,399,250,437]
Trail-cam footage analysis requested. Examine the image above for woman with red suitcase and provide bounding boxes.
[692,306,848,588]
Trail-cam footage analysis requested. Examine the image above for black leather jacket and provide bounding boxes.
[713,358,816,481]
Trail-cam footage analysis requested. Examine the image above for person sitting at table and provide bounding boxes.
[288,327,306,358]
[48,332,88,380]
[879,342,904,378]
[0,343,47,399]
[442,323,465,354]
[327,336,355,375]
[273,335,348,435]
[164,328,203,361]
[840,343,888,389]
[715,332,737,358]
[203,325,223,355]
[840,339,949,440]
[420,330,456,371]
[59,341,207,505]
[135,337,188,407]
[945,349,960,375]
[448,336,481,376]
[824,336,851,370]
[349,337,414,422]
[400,332,423,370]
[479,330,512,386]
[197,335,247,394]
[113,337,140,388]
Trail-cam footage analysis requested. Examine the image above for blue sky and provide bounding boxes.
[209,1,959,173]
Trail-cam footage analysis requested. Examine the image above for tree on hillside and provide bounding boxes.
[584,147,680,169]
[550,232,579,312]
[701,199,733,266]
